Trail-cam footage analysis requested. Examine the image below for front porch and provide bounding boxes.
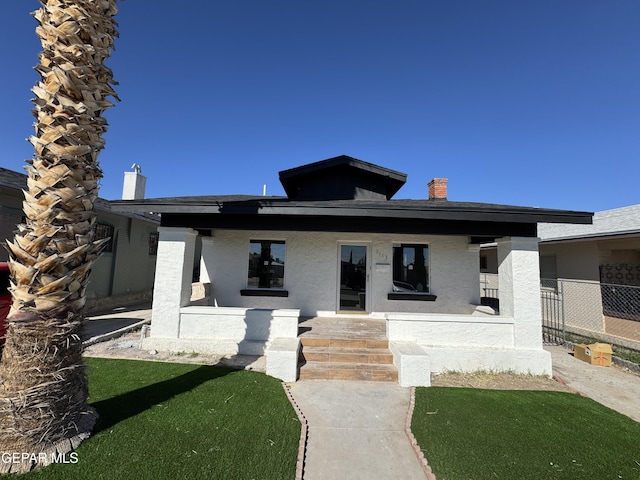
[142,306,552,386]
[140,228,553,385]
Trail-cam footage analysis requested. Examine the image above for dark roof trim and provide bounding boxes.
[160,213,540,239]
[278,155,407,200]
[279,155,406,183]
[540,231,640,244]
[112,196,593,226]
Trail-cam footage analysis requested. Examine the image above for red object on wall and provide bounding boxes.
[0,262,10,345]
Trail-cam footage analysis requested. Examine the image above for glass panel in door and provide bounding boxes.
[339,245,367,312]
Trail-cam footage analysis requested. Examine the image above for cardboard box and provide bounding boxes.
[573,343,613,366]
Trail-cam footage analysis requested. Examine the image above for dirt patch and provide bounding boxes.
[430,371,574,392]
[82,330,266,372]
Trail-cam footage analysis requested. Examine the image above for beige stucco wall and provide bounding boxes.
[1,184,157,309]
[540,236,640,282]
[539,241,600,281]
[86,211,157,305]
[596,237,640,265]
[0,187,25,263]
[205,229,480,317]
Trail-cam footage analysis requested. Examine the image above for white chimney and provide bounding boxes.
[122,164,146,200]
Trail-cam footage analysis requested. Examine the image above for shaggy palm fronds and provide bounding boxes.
[0,0,118,473]
[7,0,119,316]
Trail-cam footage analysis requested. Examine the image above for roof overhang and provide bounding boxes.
[112,196,593,241]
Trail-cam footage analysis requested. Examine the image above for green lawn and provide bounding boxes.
[412,387,640,480]
[21,358,300,480]
[17,359,640,479]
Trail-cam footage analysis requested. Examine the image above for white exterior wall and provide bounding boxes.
[147,228,550,380]
[383,237,552,376]
[206,229,480,316]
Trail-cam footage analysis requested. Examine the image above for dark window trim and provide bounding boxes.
[95,223,114,253]
[392,243,429,293]
[387,293,437,302]
[247,239,286,289]
[241,289,289,297]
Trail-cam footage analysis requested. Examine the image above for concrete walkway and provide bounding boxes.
[83,303,152,343]
[287,380,430,480]
[546,345,640,423]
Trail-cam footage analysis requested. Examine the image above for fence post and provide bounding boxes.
[559,279,566,344]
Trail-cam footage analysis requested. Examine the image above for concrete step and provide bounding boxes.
[298,361,398,382]
[301,346,394,364]
[300,337,389,349]
[297,316,396,382]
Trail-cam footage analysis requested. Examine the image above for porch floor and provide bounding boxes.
[297,316,397,382]
[298,316,387,343]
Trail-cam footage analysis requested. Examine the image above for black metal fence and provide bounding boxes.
[480,274,640,348]
[601,283,640,321]
[541,282,564,345]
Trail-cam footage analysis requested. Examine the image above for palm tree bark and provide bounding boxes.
[0,0,118,473]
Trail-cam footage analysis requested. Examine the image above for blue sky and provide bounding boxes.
[1,1,639,212]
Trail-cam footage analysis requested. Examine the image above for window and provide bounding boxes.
[148,232,159,255]
[94,223,114,252]
[479,254,488,272]
[247,240,286,289]
[392,244,429,293]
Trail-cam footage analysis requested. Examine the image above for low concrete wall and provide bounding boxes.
[386,312,552,375]
[387,312,516,348]
[142,307,300,356]
[389,341,431,387]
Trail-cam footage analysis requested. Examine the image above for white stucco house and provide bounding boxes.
[112,155,592,384]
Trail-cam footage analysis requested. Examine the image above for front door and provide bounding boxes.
[338,244,368,312]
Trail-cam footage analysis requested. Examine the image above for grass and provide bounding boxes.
[21,358,300,480]
[412,387,640,479]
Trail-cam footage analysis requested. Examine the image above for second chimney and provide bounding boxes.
[427,178,448,200]
[122,166,147,200]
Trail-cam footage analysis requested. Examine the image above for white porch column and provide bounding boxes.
[151,227,198,338]
[199,236,215,284]
[496,236,543,349]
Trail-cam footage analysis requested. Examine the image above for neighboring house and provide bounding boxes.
[538,205,640,347]
[480,204,640,282]
[537,204,640,283]
[0,167,159,312]
[481,204,640,348]
[113,155,592,384]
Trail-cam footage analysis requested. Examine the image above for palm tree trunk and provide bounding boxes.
[0,0,118,473]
